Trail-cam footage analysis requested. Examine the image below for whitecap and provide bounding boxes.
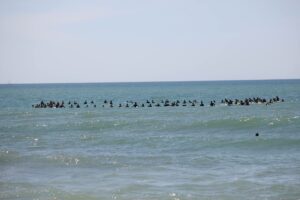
[169,193,176,197]
[36,124,48,127]
[243,118,250,122]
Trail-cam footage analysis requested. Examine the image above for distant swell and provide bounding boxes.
[49,116,300,133]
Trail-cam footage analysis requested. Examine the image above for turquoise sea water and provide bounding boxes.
[0,80,300,200]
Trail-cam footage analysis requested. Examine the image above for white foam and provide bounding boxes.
[169,193,177,197]
[269,122,274,126]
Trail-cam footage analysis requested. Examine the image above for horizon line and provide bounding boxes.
[1,78,299,85]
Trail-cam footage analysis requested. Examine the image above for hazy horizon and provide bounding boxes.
[1,78,299,85]
[1,0,300,84]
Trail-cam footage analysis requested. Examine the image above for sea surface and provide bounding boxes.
[0,80,300,200]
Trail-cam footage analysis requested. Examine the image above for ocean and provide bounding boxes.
[0,80,300,200]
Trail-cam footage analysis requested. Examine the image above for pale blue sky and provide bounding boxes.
[0,0,299,83]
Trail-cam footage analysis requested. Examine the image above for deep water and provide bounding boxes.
[1,80,300,200]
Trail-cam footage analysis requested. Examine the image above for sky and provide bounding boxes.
[0,0,299,83]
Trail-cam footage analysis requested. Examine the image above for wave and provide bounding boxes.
[45,115,299,134]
